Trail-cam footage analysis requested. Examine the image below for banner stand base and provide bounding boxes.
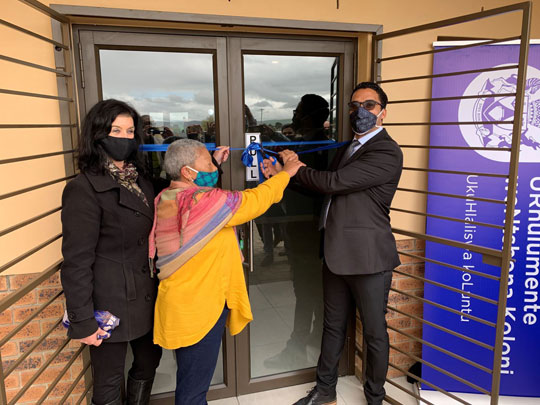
[419,390,540,405]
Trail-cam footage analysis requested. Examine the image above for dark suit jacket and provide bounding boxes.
[60,171,158,342]
[294,129,403,275]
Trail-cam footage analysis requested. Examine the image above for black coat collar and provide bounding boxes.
[334,129,388,169]
[84,171,154,220]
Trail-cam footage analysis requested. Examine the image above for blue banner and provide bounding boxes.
[423,42,540,397]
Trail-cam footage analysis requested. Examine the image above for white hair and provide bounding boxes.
[163,139,206,180]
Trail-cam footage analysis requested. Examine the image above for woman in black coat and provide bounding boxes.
[61,99,162,405]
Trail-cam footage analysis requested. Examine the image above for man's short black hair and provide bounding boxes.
[351,82,388,109]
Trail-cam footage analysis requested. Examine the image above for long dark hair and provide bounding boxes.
[77,99,146,174]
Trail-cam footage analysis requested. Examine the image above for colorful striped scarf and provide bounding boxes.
[148,186,242,280]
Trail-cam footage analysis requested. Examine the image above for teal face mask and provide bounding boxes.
[187,166,219,187]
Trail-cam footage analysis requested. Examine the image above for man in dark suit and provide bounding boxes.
[267,82,402,405]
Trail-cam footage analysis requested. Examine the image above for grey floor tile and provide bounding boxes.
[208,397,240,405]
[238,382,314,404]
[337,375,367,404]
[250,306,291,346]
[249,284,273,310]
[258,280,296,308]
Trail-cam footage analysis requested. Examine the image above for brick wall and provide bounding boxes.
[355,238,425,381]
[0,271,89,404]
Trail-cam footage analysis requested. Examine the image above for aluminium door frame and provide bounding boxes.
[227,35,356,395]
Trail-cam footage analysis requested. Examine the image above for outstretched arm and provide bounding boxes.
[227,156,305,226]
[293,144,402,195]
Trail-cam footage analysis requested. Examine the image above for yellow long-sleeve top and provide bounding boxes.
[154,171,290,349]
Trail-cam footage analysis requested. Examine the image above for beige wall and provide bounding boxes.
[43,0,540,33]
[1,0,538,274]
[1,1,66,275]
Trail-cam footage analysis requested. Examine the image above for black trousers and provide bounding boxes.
[89,330,162,404]
[316,262,392,405]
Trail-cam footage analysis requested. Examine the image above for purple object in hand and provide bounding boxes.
[62,310,120,339]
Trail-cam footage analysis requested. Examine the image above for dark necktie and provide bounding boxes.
[342,139,360,162]
[319,139,361,229]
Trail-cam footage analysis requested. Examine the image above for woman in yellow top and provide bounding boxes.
[150,139,304,405]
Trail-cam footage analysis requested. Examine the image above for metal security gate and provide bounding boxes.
[0,1,534,404]
[0,0,90,404]
[363,2,532,405]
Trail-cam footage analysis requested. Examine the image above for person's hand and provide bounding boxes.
[279,150,300,164]
[282,159,306,177]
[213,146,230,165]
[260,157,282,179]
[78,327,107,346]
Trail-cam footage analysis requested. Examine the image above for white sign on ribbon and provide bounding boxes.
[245,132,261,181]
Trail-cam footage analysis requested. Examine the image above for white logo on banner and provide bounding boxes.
[458,64,540,163]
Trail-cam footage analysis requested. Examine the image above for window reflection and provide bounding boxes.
[99,50,217,192]
[243,55,337,142]
[243,54,338,378]
[99,49,224,392]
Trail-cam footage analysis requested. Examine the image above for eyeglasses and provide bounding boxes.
[348,100,382,112]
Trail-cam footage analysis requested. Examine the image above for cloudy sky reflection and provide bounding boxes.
[243,54,334,122]
[100,49,335,126]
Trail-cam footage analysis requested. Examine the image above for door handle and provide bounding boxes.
[249,219,254,272]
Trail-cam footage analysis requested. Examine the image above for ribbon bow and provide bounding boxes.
[241,142,277,182]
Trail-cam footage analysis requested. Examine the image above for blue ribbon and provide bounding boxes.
[140,139,350,181]
[294,141,349,154]
[140,140,348,153]
[139,141,350,181]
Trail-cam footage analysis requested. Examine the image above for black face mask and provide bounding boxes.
[99,136,138,161]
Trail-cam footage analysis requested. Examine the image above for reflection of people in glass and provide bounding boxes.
[162,126,175,140]
[243,104,289,265]
[151,139,305,405]
[186,124,204,141]
[264,94,329,370]
[291,94,330,142]
[281,123,296,140]
[141,114,162,189]
[245,103,289,142]
[257,201,287,267]
[323,120,332,139]
[141,114,153,142]
[205,121,216,143]
[61,100,162,405]
[244,104,258,130]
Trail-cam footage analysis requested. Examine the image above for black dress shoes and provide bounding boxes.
[293,386,337,405]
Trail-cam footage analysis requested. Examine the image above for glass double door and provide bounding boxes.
[76,27,355,401]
